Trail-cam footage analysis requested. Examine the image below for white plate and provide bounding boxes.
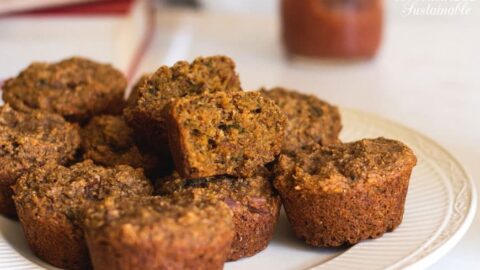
[0,108,476,270]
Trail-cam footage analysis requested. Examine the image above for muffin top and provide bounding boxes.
[2,57,127,122]
[157,169,278,211]
[13,160,153,222]
[275,138,417,193]
[82,191,234,245]
[0,104,80,183]
[81,115,159,172]
[123,55,241,140]
[260,87,342,154]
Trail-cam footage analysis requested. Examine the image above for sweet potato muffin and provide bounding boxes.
[156,169,281,261]
[126,73,151,108]
[166,91,286,178]
[82,192,234,270]
[12,160,153,270]
[260,87,342,155]
[0,104,80,217]
[274,138,417,247]
[2,57,127,122]
[123,56,241,152]
[80,115,166,176]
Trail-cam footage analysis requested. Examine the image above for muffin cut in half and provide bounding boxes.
[260,87,342,155]
[274,138,417,247]
[166,91,286,178]
[0,104,80,217]
[123,56,241,152]
[81,192,234,270]
[156,169,281,261]
[12,160,153,270]
[2,57,127,122]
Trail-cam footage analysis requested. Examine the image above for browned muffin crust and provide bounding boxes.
[260,87,342,155]
[0,104,80,217]
[166,91,286,178]
[123,56,241,152]
[12,160,153,270]
[274,138,417,247]
[82,192,234,270]
[156,170,281,261]
[2,57,127,122]
[80,115,162,175]
[126,73,151,108]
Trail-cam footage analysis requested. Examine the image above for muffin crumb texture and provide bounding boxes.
[123,55,241,152]
[167,91,286,178]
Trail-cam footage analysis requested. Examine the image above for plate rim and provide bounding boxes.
[332,107,478,270]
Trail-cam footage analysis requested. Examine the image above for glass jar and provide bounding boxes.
[281,0,383,59]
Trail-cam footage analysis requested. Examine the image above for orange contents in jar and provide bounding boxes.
[281,0,383,59]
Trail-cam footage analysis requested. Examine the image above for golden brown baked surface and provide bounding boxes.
[14,160,152,216]
[80,115,161,174]
[156,169,275,203]
[157,170,281,260]
[276,137,417,192]
[123,56,241,150]
[83,193,232,241]
[2,57,126,122]
[126,73,151,110]
[12,160,152,269]
[274,138,417,247]
[82,192,234,270]
[167,91,286,178]
[0,104,80,216]
[261,87,342,154]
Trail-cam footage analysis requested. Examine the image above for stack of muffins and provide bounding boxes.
[0,56,417,270]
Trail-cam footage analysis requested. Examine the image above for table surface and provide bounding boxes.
[0,5,479,269]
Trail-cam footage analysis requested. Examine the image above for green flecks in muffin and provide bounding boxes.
[168,89,286,178]
[218,122,244,133]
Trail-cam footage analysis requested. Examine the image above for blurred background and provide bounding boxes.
[0,0,479,269]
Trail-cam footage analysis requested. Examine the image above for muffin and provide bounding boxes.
[126,73,151,108]
[82,192,234,270]
[166,91,286,178]
[80,115,168,176]
[12,160,153,269]
[0,104,80,217]
[2,57,127,122]
[260,87,342,155]
[156,170,281,260]
[274,138,417,247]
[123,56,241,152]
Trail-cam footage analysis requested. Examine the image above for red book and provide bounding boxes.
[1,0,135,16]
